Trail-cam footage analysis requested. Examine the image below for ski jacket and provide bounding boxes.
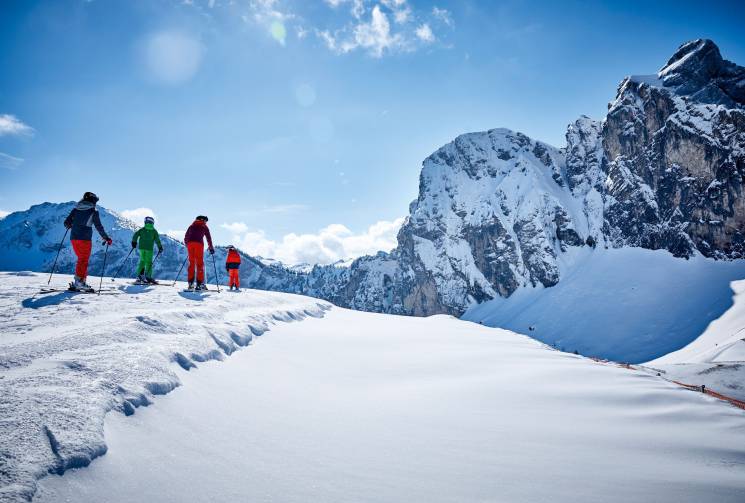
[184,220,214,250]
[226,249,241,270]
[64,200,110,242]
[132,223,163,252]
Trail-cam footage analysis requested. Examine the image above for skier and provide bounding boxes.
[63,192,112,292]
[131,216,163,284]
[225,245,241,291]
[184,215,214,291]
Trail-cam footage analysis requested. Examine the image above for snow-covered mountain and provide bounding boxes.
[328,38,745,319]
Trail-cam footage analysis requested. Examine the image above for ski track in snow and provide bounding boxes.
[32,308,745,503]
[0,272,330,503]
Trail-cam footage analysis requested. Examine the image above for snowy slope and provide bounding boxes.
[462,247,745,363]
[645,278,745,400]
[33,308,745,503]
[0,272,330,502]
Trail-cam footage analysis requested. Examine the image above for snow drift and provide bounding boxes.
[33,308,745,503]
[0,272,330,502]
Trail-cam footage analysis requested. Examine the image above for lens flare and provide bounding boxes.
[270,21,287,45]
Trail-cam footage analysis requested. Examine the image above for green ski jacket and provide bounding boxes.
[132,223,163,251]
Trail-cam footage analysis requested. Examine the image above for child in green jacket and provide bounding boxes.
[131,216,163,284]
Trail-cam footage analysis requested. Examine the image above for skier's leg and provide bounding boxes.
[143,249,154,278]
[136,249,147,280]
[187,243,197,284]
[72,239,92,282]
[195,245,205,284]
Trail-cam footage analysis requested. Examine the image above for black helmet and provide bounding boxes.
[144,216,155,225]
[83,192,99,204]
[196,215,208,222]
[227,245,235,250]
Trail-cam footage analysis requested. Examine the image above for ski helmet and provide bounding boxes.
[227,245,235,250]
[144,216,155,225]
[83,192,99,204]
[196,215,208,222]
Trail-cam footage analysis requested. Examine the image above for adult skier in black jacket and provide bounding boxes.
[63,192,112,291]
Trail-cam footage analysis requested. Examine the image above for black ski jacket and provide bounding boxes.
[64,200,110,241]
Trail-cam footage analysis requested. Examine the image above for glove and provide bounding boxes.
[158,248,163,254]
[64,223,72,230]
[131,242,137,249]
[209,248,215,255]
[104,238,113,246]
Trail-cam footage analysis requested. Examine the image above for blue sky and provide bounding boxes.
[1,0,744,264]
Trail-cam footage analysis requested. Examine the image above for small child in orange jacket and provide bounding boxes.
[226,245,241,291]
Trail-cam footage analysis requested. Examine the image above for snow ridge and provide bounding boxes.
[0,272,330,502]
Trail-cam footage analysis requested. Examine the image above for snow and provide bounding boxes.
[644,279,745,400]
[0,272,330,502]
[32,308,745,503]
[462,247,745,363]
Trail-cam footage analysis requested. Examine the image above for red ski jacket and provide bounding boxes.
[226,249,241,269]
[184,220,214,251]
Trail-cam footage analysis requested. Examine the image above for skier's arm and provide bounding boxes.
[205,227,214,253]
[64,209,75,229]
[154,230,163,252]
[131,229,140,249]
[93,210,111,243]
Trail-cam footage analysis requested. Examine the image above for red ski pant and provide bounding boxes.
[71,239,92,280]
[187,242,205,283]
[228,269,240,288]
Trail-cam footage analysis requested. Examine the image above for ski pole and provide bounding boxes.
[211,250,221,293]
[173,255,188,287]
[47,228,69,285]
[110,247,135,282]
[152,249,163,269]
[98,242,110,296]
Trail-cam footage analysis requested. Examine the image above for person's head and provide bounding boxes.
[82,192,99,204]
[144,216,155,226]
[228,245,235,250]
[195,215,208,223]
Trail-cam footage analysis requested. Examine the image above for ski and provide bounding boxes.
[39,287,118,295]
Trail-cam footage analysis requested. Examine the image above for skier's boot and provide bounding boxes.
[70,276,93,292]
[187,281,195,291]
[146,277,158,285]
[135,274,146,285]
[196,282,208,291]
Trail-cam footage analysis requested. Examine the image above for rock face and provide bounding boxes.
[301,38,745,315]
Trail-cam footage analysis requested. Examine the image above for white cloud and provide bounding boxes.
[432,6,453,26]
[121,208,157,224]
[0,152,23,170]
[415,23,434,43]
[233,217,405,265]
[144,31,204,85]
[221,222,249,234]
[318,4,404,58]
[0,210,10,219]
[316,0,449,57]
[0,114,34,136]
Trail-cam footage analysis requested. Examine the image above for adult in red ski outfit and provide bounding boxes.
[184,215,214,290]
[225,245,241,291]
[63,192,112,291]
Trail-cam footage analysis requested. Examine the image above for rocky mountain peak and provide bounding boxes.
[657,39,745,107]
